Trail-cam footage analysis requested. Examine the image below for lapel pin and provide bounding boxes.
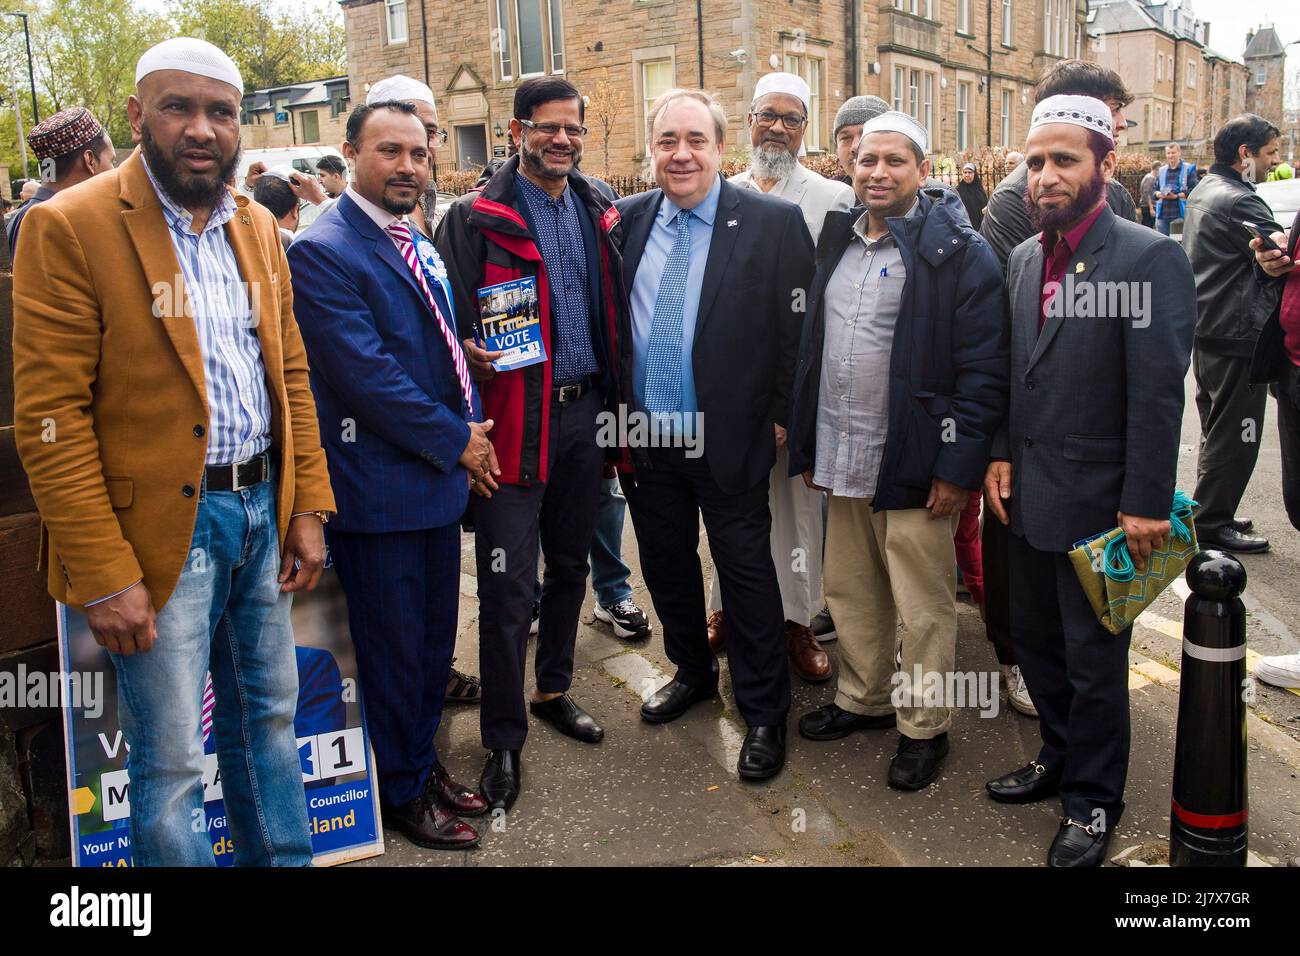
[1075,261,1085,273]
[240,214,251,225]
[727,219,738,228]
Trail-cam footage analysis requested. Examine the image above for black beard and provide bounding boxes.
[520,138,579,181]
[141,121,239,209]
[1025,167,1106,235]
[380,182,420,215]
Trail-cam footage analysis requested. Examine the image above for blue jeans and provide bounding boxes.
[1156,217,1175,236]
[109,472,311,867]
[534,476,632,606]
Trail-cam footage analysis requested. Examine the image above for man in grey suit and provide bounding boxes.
[982,95,1196,867]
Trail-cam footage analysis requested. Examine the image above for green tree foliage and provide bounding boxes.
[167,0,346,91]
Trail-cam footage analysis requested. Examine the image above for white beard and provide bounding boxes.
[750,142,797,184]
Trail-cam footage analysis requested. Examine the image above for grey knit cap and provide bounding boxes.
[833,95,890,138]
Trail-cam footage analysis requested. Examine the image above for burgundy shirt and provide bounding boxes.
[1281,268,1300,368]
[1039,201,1106,331]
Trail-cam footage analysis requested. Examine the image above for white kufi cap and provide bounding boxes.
[136,37,243,95]
[752,71,810,110]
[860,110,929,156]
[1030,94,1113,142]
[367,74,437,109]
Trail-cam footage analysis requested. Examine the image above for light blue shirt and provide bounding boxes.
[142,158,272,466]
[629,175,721,418]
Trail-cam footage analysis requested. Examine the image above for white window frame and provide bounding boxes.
[1000,89,1011,145]
[893,66,905,112]
[1002,0,1013,46]
[492,0,565,82]
[494,0,514,80]
[958,0,970,32]
[957,81,970,150]
[893,0,933,16]
[1157,53,1163,82]
[923,73,933,143]
[1188,59,1196,89]
[548,0,565,73]
[385,0,408,45]
[634,47,675,154]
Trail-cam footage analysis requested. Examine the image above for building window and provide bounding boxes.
[492,0,564,81]
[1000,89,1011,145]
[638,56,674,151]
[784,52,825,150]
[958,0,970,32]
[1255,66,1267,86]
[1002,0,1013,45]
[957,81,970,150]
[548,0,565,72]
[1157,53,1163,81]
[1188,60,1196,88]
[908,69,919,118]
[923,72,933,142]
[1058,0,1067,56]
[893,0,934,17]
[385,0,408,44]
[893,67,905,112]
[495,0,514,78]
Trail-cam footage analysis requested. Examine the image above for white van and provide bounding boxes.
[238,145,347,231]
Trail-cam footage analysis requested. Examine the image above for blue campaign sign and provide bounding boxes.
[58,568,385,867]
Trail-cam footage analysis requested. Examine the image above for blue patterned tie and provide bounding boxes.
[644,208,693,417]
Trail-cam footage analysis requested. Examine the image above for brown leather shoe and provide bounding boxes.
[427,762,489,817]
[384,795,481,849]
[706,609,726,652]
[786,620,831,682]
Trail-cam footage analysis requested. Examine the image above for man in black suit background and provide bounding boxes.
[983,95,1196,866]
[614,88,815,779]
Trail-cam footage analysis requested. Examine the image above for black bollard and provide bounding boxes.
[1170,549,1249,867]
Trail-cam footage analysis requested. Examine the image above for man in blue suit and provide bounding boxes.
[288,100,495,850]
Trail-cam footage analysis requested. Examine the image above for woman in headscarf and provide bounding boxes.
[956,162,988,231]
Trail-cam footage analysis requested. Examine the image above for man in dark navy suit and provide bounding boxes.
[288,100,493,850]
[615,88,815,779]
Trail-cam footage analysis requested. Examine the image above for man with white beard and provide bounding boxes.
[706,72,854,682]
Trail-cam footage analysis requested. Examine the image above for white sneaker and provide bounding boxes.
[1006,665,1038,717]
[1254,652,1300,689]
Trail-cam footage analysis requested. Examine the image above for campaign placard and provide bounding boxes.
[476,276,548,371]
[58,568,384,867]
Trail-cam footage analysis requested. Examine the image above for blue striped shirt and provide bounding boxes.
[515,172,598,382]
[143,159,272,465]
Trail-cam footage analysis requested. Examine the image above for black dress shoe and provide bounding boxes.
[1231,518,1254,534]
[986,760,1061,804]
[1199,526,1270,553]
[530,694,604,743]
[1048,817,1112,867]
[887,733,949,790]
[737,725,786,780]
[640,678,719,724]
[798,702,895,740]
[383,795,480,849]
[479,749,521,814]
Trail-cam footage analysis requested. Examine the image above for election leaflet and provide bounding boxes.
[476,276,547,372]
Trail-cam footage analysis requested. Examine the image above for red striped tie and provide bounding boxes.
[384,220,474,412]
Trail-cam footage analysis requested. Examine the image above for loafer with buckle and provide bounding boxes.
[530,694,604,743]
[480,749,521,814]
[737,725,786,780]
[1048,817,1111,867]
[798,702,895,740]
[887,733,949,791]
[706,610,725,652]
[640,678,719,724]
[383,795,480,849]
[427,762,488,817]
[786,621,831,682]
[986,760,1061,804]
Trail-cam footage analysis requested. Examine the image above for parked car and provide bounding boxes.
[1257,178,1300,231]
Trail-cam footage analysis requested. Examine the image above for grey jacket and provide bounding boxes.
[1181,164,1283,357]
[993,205,1196,551]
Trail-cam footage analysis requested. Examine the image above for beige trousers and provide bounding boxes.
[824,494,958,740]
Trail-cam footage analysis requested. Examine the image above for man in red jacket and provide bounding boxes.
[436,77,630,813]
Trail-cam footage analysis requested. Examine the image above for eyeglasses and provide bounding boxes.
[426,125,448,146]
[518,118,587,138]
[750,109,808,131]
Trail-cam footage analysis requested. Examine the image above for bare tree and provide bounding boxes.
[584,75,627,178]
